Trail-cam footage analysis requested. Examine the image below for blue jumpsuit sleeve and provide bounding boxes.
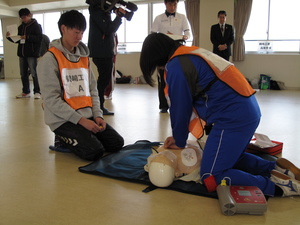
[165,57,194,148]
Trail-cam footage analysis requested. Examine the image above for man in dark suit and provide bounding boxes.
[210,10,234,61]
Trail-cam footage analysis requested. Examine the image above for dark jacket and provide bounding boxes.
[210,23,234,60]
[7,18,42,58]
[88,5,122,58]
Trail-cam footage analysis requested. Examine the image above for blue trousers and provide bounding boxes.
[19,57,40,94]
[200,119,276,196]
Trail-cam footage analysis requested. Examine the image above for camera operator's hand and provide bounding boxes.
[115,8,126,17]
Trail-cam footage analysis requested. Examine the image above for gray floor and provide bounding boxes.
[1,79,300,225]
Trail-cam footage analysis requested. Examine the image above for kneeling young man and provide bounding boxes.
[37,10,124,161]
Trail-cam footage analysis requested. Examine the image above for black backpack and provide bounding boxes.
[40,34,50,56]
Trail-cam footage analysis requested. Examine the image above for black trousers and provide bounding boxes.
[54,120,124,161]
[157,68,169,110]
[213,49,230,61]
[92,57,114,109]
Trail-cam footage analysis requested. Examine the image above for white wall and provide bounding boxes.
[234,54,300,89]
[114,53,142,78]
[2,17,20,78]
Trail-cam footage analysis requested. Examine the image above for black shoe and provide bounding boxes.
[102,108,114,115]
[49,135,72,153]
[160,108,168,113]
[49,145,72,153]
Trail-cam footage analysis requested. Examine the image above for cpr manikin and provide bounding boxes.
[144,144,203,187]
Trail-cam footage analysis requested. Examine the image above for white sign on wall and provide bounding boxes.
[257,41,273,53]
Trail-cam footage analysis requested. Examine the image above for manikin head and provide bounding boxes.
[145,144,203,187]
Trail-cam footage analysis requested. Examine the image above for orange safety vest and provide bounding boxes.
[165,46,256,139]
[49,47,92,110]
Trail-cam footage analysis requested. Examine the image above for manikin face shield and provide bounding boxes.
[145,146,202,187]
[146,150,177,170]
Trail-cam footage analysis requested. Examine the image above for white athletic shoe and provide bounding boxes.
[34,93,41,99]
[275,158,300,181]
[270,170,300,197]
[16,93,30,98]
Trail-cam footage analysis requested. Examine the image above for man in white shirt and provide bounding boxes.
[151,0,191,113]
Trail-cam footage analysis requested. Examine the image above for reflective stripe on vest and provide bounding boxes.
[189,108,206,139]
[49,47,92,110]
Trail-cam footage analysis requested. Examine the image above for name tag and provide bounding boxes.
[61,68,90,99]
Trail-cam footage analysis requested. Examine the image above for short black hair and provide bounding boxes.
[57,10,87,36]
[164,0,179,3]
[19,8,31,17]
[218,10,227,17]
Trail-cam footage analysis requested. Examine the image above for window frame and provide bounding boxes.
[244,0,300,54]
[0,19,3,55]
[32,1,191,54]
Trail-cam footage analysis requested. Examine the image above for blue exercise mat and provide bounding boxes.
[79,140,277,199]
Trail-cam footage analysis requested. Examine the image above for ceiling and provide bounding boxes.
[14,0,88,11]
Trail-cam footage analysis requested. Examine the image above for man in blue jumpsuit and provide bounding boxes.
[139,33,300,197]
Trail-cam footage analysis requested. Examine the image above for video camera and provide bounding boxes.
[86,0,138,21]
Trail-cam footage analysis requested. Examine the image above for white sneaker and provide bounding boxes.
[270,170,300,196]
[275,158,300,181]
[34,93,41,99]
[16,93,30,98]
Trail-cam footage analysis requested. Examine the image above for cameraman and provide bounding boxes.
[87,1,126,115]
